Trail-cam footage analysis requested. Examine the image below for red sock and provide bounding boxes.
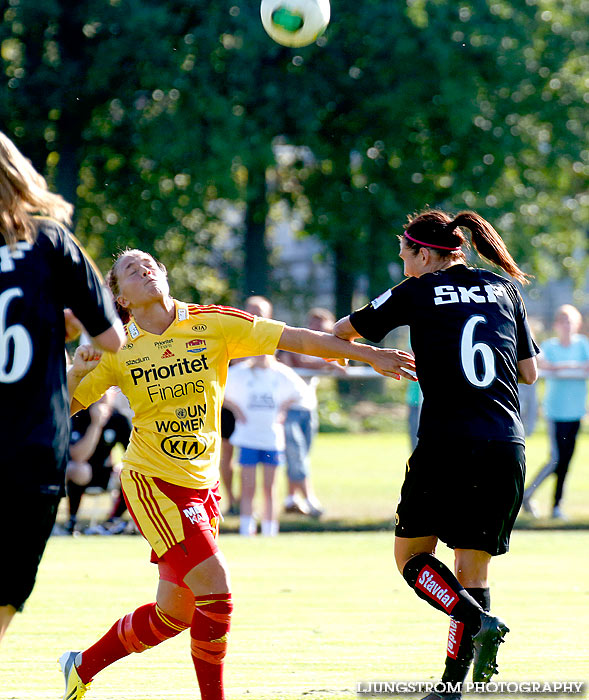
[77,603,189,683]
[190,593,233,700]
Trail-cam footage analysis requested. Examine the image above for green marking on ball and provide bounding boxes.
[271,8,304,33]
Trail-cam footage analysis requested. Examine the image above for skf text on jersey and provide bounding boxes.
[433,284,506,306]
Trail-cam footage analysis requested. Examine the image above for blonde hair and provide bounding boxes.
[555,304,582,331]
[0,131,73,246]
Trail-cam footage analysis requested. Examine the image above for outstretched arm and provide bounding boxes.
[277,326,416,380]
[332,316,361,341]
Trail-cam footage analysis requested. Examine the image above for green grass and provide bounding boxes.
[2,532,588,699]
[60,430,589,531]
[284,429,589,528]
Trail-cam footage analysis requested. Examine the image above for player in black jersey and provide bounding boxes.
[0,131,125,645]
[334,209,539,700]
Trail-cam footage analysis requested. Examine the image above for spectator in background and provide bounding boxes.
[278,307,345,517]
[63,389,132,535]
[219,402,239,515]
[406,378,423,452]
[523,304,589,520]
[518,317,542,438]
[0,131,124,646]
[518,383,538,437]
[219,296,274,516]
[224,352,307,535]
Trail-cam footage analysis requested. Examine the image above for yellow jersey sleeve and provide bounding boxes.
[211,310,284,360]
[73,350,120,409]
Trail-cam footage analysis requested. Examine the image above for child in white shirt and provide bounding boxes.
[224,354,306,535]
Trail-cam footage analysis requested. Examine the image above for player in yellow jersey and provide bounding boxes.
[60,248,416,700]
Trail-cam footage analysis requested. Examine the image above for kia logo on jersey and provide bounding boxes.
[160,434,207,460]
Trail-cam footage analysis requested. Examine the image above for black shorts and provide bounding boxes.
[87,463,113,491]
[0,490,60,611]
[221,406,236,440]
[395,439,525,556]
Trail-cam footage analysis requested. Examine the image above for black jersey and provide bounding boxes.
[70,409,131,471]
[350,265,539,445]
[0,219,118,494]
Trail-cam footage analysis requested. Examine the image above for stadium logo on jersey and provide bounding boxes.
[416,566,459,612]
[192,324,207,332]
[447,618,464,659]
[371,288,392,309]
[128,323,140,339]
[183,504,207,525]
[186,338,207,354]
[161,348,175,359]
[126,355,150,366]
[161,434,207,460]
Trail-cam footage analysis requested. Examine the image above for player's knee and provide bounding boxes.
[454,549,490,587]
[66,460,92,486]
[184,552,231,596]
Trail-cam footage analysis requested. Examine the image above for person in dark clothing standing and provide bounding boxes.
[334,209,539,700]
[0,131,125,644]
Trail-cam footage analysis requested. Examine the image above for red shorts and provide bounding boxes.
[121,471,221,587]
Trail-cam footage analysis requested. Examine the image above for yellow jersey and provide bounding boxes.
[74,300,285,488]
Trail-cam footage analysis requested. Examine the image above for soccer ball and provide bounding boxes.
[260,0,330,48]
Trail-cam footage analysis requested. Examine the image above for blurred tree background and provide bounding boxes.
[1,0,588,315]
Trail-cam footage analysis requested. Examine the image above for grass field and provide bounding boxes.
[2,531,588,699]
[59,429,589,532]
[306,429,589,528]
[27,430,588,699]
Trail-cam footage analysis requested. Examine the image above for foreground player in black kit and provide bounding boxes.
[0,131,124,645]
[334,209,539,700]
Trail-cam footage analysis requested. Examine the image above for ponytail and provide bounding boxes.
[449,211,530,285]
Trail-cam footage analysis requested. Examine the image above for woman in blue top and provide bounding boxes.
[523,304,589,519]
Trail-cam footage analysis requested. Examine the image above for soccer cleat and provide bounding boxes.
[59,651,91,700]
[472,612,509,683]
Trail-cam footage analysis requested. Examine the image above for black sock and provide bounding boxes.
[442,587,491,684]
[402,553,483,627]
[67,481,85,518]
